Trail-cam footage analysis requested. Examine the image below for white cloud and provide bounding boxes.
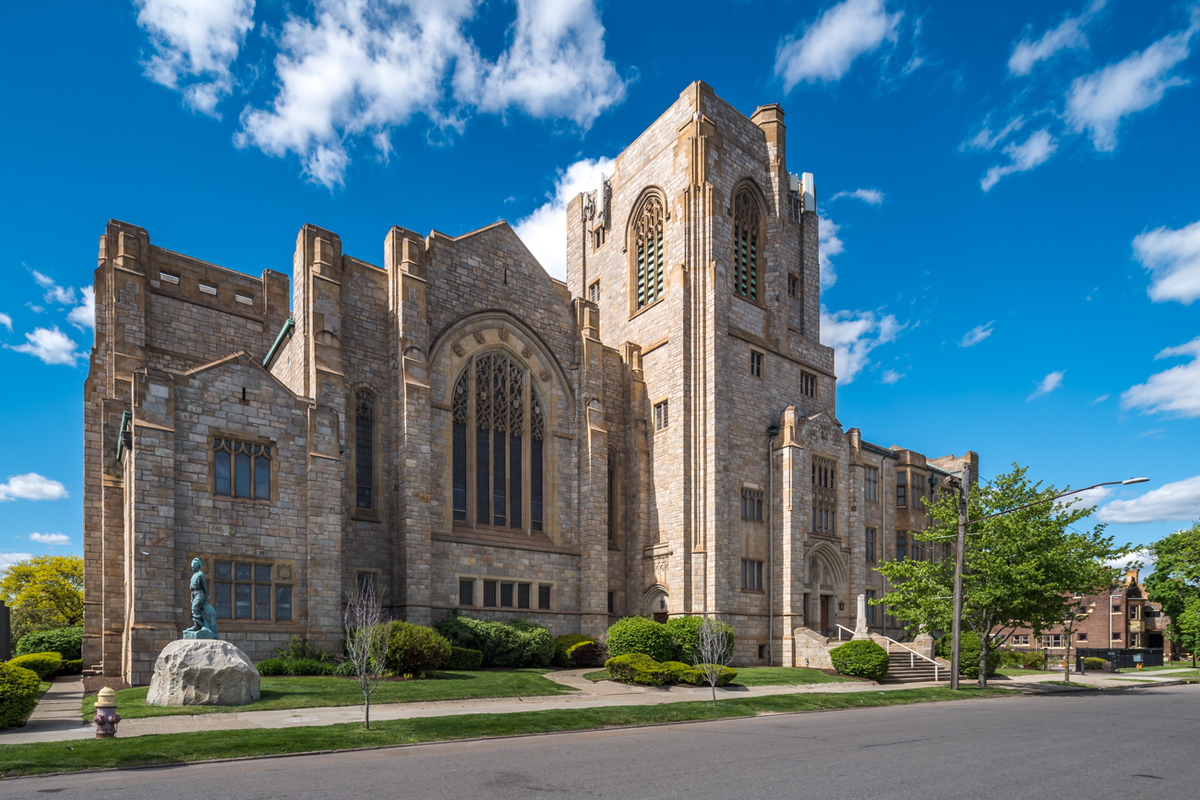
[1105,547,1154,571]
[0,312,10,332]
[818,215,843,290]
[29,533,70,546]
[234,0,625,188]
[32,271,76,306]
[1028,369,1064,401]
[959,321,994,348]
[820,307,904,384]
[963,116,1026,152]
[829,188,884,205]
[513,155,615,279]
[0,473,70,502]
[475,0,626,128]
[5,326,85,366]
[1058,484,1112,511]
[1133,218,1200,305]
[1092,394,1109,404]
[1065,13,1199,152]
[0,553,34,571]
[68,286,95,330]
[1007,0,1106,77]
[1097,476,1200,524]
[981,128,1057,191]
[1122,336,1200,418]
[775,0,902,89]
[880,369,904,384]
[135,0,256,117]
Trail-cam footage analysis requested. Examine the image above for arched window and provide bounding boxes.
[634,195,665,309]
[451,352,546,531]
[354,391,374,511]
[732,190,760,302]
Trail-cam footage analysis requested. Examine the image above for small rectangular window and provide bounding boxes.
[538,584,551,610]
[1112,603,1121,613]
[866,590,877,626]
[356,571,376,596]
[500,582,514,608]
[518,583,531,610]
[483,580,497,607]
[459,578,475,606]
[896,472,907,508]
[275,585,292,621]
[589,280,601,304]
[213,438,272,501]
[740,488,764,521]
[758,644,767,660]
[800,372,817,398]
[750,350,763,378]
[740,559,764,591]
[654,400,669,431]
[865,527,876,563]
[787,274,798,298]
[607,591,614,614]
[1112,632,1121,641]
[864,467,879,503]
[1077,632,1087,642]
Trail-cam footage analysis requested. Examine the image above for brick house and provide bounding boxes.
[82,81,975,684]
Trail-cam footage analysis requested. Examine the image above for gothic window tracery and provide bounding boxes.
[451,351,545,532]
[733,190,760,302]
[634,195,665,309]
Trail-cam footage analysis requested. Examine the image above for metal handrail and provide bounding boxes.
[834,624,941,682]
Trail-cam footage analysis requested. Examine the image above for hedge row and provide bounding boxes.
[8,652,63,681]
[16,627,83,661]
[998,649,1046,670]
[604,653,737,687]
[0,663,40,729]
[604,616,734,666]
[434,614,554,668]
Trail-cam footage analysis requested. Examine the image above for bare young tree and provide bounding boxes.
[695,616,735,705]
[343,582,389,730]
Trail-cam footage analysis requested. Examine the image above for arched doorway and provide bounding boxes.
[806,544,848,637]
[644,585,669,623]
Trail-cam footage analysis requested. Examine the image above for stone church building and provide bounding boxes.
[82,81,977,684]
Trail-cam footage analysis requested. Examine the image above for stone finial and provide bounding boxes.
[852,593,870,640]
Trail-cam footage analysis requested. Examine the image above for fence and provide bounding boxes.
[1076,647,1164,671]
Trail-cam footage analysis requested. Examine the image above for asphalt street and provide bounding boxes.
[4,685,1198,799]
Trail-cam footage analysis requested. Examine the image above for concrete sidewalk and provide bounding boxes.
[4,668,1189,746]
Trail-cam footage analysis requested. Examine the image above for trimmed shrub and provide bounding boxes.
[444,646,484,671]
[553,634,595,667]
[1083,657,1107,670]
[605,653,670,686]
[0,663,40,729]
[508,619,555,668]
[386,621,452,677]
[1020,650,1046,670]
[659,660,693,684]
[565,640,607,668]
[434,614,553,668]
[829,640,889,681]
[663,616,735,665]
[277,636,333,663]
[605,617,676,662]
[691,664,738,687]
[935,632,1001,678]
[59,660,83,676]
[8,652,63,681]
[16,627,83,660]
[256,658,288,676]
[284,658,334,676]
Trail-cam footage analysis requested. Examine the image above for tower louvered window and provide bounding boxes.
[354,391,375,510]
[635,195,665,309]
[451,352,545,532]
[733,190,760,302]
[811,456,837,536]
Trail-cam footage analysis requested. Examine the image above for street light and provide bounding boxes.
[948,475,1150,690]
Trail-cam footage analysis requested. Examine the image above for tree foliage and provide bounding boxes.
[1144,521,1200,664]
[0,555,83,644]
[875,464,1127,687]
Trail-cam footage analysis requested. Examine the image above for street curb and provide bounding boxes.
[0,689,1023,782]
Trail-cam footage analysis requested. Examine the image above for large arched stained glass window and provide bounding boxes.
[733,190,760,302]
[451,352,545,531]
[635,195,665,309]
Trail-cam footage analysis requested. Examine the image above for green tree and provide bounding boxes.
[875,464,1126,688]
[0,555,84,644]
[1144,522,1200,666]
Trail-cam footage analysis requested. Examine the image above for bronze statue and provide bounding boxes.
[183,557,218,639]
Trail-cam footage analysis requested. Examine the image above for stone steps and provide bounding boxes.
[881,651,947,683]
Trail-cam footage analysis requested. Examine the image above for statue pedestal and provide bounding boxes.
[146,640,261,706]
[182,628,217,640]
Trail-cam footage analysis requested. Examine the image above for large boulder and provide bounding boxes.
[146,639,261,706]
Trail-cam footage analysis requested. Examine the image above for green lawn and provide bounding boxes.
[81,669,573,720]
[582,666,856,686]
[3,686,1015,778]
[1109,678,1158,683]
[997,668,1050,676]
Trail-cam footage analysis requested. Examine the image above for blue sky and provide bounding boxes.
[2,0,1198,569]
